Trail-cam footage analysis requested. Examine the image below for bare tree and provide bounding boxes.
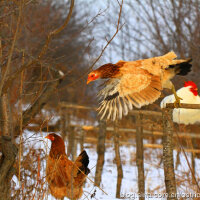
[0,0,76,198]
[126,0,200,87]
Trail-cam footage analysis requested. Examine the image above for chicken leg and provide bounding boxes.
[171,84,182,107]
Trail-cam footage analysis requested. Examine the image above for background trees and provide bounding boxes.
[0,0,200,199]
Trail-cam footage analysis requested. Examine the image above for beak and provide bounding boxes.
[87,79,91,84]
[45,135,50,139]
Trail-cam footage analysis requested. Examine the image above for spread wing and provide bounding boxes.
[98,70,162,120]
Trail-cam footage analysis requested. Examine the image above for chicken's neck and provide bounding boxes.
[97,63,121,79]
[49,141,66,159]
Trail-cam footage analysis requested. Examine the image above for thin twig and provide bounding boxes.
[63,0,125,88]
[73,163,108,195]
[1,0,74,96]
[89,0,124,70]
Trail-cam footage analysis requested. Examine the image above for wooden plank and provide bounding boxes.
[166,103,200,109]
[59,102,96,110]
[70,124,200,139]
[83,137,200,153]
[59,102,162,116]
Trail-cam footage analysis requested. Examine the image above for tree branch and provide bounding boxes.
[88,0,124,70]
[14,69,64,136]
[1,0,75,96]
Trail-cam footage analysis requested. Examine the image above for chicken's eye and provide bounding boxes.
[91,74,94,78]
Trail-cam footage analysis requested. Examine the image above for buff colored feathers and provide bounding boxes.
[87,52,192,120]
[45,133,90,199]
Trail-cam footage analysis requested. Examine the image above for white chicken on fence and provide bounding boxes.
[160,81,200,125]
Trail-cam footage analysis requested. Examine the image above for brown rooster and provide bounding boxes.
[45,133,90,199]
[87,52,192,120]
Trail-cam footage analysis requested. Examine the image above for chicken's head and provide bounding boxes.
[184,81,198,96]
[45,133,62,142]
[45,133,65,157]
[87,71,100,84]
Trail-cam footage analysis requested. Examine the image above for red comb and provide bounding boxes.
[184,81,197,88]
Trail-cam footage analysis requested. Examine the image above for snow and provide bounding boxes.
[12,130,200,200]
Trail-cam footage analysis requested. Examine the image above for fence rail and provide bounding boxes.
[59,102,200,200]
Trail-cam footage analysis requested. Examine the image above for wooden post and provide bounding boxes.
[190,138,196,185]
[66,112,71,157]
[95,120,106,187]
[162,109,177,200]
[136,113,145,200]
[191,152,196,184]
[80,129,85,151]
[66,112,77,161]
[113,122,123,198]
[67,127,76,161]
[60,108,66,139]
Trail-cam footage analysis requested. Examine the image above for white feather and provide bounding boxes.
[160,86,200,125]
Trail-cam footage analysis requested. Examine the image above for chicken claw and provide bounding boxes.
[171,84,182,108]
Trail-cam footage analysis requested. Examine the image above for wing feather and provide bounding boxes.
[97,71,162,120]
[112,98,117,121]
[107,100,113,120]
[124,96,133,110]
[121,97,128,116]
[117,97,123,119]
[100,100,110,120]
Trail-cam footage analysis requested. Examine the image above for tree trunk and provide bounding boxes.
[60,108,66,139]
[113,122,123,198]
[0,136,18,200]
[162,109,177,200]
[95,120,106,187]
[136,113,145,200]
[66,113,77,161]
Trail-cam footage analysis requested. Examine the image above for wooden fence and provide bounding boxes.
[59,102,200,200]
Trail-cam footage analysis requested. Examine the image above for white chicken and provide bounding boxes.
[160,81,200,125]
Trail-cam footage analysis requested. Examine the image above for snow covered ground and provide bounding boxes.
[12,130,200,200]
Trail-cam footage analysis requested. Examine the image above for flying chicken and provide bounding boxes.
[160,81,200,125]
[45,133,90,199]
[87,52,192,120]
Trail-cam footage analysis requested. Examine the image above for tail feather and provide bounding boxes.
[169,59,192,76]
[75,150,90,175]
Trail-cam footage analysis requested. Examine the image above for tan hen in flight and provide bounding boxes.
[87,52,192,120]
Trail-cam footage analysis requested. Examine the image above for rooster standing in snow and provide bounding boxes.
[45,133,90,199]
[87,52,192,120]
[160,81,200,125]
